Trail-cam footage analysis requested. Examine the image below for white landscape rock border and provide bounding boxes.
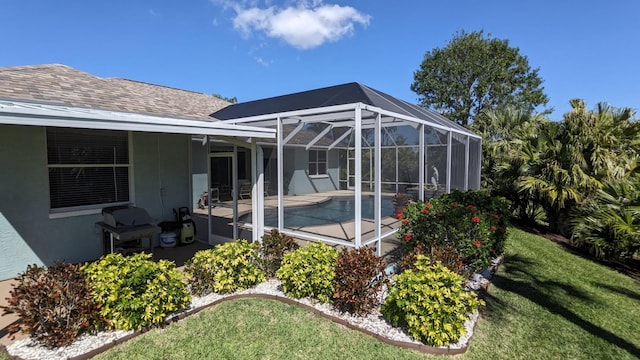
[6,256,503,360]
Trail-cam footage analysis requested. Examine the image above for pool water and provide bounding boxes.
[260,196,396,227]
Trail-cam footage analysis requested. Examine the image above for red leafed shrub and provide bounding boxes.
[397,242,429,273]
[1,262,103,347]
[332,247,387,315]
[258,229,299,278]
[398,243,466,278]
[431,244,466,278]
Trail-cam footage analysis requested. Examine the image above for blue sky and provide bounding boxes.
[1,0,638,120]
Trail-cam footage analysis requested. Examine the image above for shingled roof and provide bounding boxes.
[0,64,229,121]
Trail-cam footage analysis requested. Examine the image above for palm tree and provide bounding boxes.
[474,101,639,237]
[518,99,639,236]
[572,179,640,261]
[472,107,547,223]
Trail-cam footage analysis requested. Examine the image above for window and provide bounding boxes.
[308,149,327,176]
[47,128,130,210]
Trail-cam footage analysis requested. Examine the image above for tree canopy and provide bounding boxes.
[477,100,640,250]
[212,94,238,104]
[411,30,548,127]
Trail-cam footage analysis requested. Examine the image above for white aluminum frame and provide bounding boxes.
[220,101,480,253]
[0,99,276,139]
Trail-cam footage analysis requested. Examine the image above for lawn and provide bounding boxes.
[468,228,640,359]
[6,228,640,360]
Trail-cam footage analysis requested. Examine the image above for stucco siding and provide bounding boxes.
[287,148,340,195]
[0,125,103,279]
[191,140,208,209]
[0,126,192,280]
[132,132,191,225]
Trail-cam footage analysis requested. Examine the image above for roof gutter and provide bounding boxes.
[0,99,275,138]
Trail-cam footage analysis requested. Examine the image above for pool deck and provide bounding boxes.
[193,190,348,218]
[193,190,402,245]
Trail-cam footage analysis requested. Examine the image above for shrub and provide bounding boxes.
[442,190,510,254]
[572,180,640,262]
[397,189,509,272]
[332,248,387,315]
[258,229,299,278]
[1,262,103,347]
[399,243,466,278]
[430,244,466,276]
[185,240,266,295]
[397,242,429,273]
[381,255,484,346]
[276,242,338,303]
[82,253,191,330]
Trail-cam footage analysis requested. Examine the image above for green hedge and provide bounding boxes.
[276,242,338,303]
[83,253,191,330]
[185,240,266,295]
[381,255,483,346]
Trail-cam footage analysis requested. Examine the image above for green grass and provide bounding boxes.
[83,229,640,359]
[96,298,432,360]
[467,228,640,360]
[0,347,8,360]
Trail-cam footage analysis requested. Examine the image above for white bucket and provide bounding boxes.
[160,231,177,248]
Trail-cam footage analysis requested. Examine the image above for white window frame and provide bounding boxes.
[46,128,132,217]
[308,149,328,176]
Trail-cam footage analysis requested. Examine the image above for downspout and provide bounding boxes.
[418,124,425,201]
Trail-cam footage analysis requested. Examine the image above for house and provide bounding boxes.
[0,64,274,280]
[0,64,482,281]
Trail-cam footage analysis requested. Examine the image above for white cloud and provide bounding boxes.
[254,56,272,66]
[229,1,371,49]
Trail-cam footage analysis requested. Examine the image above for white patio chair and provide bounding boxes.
[210,187,220,202]
[239,182,252,199]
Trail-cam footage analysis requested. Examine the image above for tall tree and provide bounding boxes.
[411,30,548,127]
[212,94,238,103]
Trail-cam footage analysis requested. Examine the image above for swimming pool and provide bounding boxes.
[256,196,396,227]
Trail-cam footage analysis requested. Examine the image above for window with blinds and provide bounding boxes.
[308,149,327,176]
[46,128,130,210]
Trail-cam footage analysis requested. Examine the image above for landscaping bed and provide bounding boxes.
[3,227,639,359]
[5,266,502,360]
[2,190,508,359]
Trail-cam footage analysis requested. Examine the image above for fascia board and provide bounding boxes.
[362,104,481,139]
[0,114,275,138]
[217,103,359,124]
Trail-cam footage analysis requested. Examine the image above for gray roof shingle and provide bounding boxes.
[0,64,229,120]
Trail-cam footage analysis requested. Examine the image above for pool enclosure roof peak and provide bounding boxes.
[210,82,477,138]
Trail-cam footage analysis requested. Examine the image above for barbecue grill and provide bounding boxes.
[96,205,161,255]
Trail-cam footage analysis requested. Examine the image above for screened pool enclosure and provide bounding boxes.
[194,83,481,255]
